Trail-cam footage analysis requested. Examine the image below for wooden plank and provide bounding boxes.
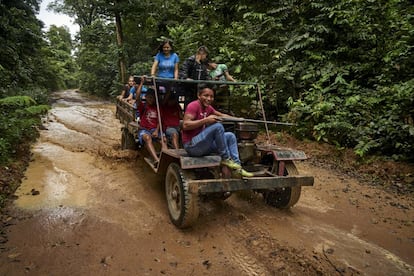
[144,157,158,173]
[180,155,221,169]
[256,145,308,160]
[187,175,314,194]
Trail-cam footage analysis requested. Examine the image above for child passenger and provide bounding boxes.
[136,84,161,166]
[161,91,182,149]
[207,61,236,113]
[118,75,137,101]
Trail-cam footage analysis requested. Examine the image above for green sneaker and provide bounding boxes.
[221,158,242,170]
[235,168,254,178]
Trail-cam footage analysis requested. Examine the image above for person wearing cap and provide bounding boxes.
[136,76,162,165]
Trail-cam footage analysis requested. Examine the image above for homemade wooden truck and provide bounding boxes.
[116,77,314,228]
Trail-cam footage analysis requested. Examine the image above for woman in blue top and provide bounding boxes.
[151,39,180,79]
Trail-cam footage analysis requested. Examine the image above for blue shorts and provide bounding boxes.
[165,126,180,138]
[138,128,159,145]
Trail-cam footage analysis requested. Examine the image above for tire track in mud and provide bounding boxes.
[45,108,120,152]
[15,90,163,234]
[3,90,413,275]
[207,185,414,276]
[218,213,327,275]
[43,93,138,163]
[36,90,414,275]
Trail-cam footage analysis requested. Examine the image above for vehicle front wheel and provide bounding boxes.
[165,163,199,228]
[263,161,301,209]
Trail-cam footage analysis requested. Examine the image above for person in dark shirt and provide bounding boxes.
[178,46,211,108]
[179,46,210,80]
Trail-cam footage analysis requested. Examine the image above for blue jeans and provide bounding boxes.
[184,123,240,164]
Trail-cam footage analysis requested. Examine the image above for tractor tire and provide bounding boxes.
[263,161,302,209]
[165,163,199,228]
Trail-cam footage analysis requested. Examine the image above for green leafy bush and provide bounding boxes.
[0,96,49,164]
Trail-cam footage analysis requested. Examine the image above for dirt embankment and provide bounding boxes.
[0,90,413,275]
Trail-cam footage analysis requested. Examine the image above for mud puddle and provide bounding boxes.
[0,90,413,275]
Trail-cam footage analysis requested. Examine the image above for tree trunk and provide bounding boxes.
[114,6,126,84]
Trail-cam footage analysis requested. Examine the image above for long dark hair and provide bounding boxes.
[156,39,174,54]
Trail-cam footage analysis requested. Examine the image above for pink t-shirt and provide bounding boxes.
[138,102,158,130]
[182,100,216,144]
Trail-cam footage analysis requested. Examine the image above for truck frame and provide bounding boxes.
[116,77,314,228]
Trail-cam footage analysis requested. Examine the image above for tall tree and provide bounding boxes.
[48,0,99,29]
[114,0,126,84]
[0,0,49,91]
[45,25,78,89]
[49,0,414,159]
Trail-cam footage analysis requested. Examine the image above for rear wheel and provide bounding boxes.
[165,163,199,228]
[263,161,301,208]
[121,127,136,150]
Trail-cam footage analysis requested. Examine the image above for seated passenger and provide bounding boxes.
[181,84,253,177]
[125,86,137,105]
[207,61,236,113]
[136,87,161,165]
[208,61,235,82]
[161,91,183,149]
[118,75,137,100]
[130,77,148,121]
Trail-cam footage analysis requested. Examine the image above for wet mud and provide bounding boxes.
[0,90,413,275]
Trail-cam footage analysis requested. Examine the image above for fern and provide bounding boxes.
[24,105,50,116]
[0,96,36,107]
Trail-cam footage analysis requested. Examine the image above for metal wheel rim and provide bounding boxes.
[166,171,182,220]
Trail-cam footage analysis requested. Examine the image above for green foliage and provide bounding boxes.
[0,96,36,107]
[51,0,414,160]
[0,96,49,164]
[0,0,79,179]
[45,25,79,89]
[283,0,414,160]
[0,0,57,91]
[76,20,118,97]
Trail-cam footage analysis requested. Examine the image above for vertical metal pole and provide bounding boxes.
[256,84,270,143]
[152,77,165,150]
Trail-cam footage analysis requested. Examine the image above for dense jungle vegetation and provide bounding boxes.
[1,0,413,168]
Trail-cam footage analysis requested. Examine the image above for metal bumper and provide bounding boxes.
[187,175,314,194]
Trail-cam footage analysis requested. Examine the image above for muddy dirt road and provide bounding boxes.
[0,90,413,275]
